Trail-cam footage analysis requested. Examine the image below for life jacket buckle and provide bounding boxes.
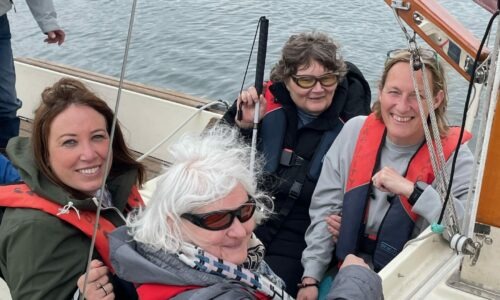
[288,181,303,200]
[280,149,305,167]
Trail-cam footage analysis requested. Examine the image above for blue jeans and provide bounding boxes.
[0,14,22,149]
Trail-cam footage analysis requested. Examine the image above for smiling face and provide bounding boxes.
[285,60,337,116]
[47,104,111,195]
[379,62,444,146]
[182,183,255,265]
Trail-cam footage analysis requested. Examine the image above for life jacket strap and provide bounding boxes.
[288,181,303,200]
[360,235,377,255]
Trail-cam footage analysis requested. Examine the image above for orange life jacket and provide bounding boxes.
[0,183,144,271]
[136,283,270,300]
[336,113,472,270]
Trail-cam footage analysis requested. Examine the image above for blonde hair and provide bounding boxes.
[372,49,449,136]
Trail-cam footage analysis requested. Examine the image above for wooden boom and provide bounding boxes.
[384,0,489,82]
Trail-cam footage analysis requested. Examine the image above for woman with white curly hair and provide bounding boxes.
[108,125,381,299]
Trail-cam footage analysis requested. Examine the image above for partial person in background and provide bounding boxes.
[109,125,382,300]
[299,48,473,299]
[221,31,371,296]
[0,153,19,184]
[0,78,144,299]
[0,0,65,151]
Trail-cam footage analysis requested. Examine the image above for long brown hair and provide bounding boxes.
[32,78,145,198]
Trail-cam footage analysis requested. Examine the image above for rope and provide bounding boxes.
[136,100,228,162]
[409,57,460,236]
[79,0,138,298]
[391,6,461,236]
[438,10,500,226]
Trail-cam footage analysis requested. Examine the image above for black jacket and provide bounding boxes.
[221,61,371,294]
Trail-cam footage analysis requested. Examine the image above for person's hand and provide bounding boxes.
[325,214,342,243]
[235,85,267,129]
[340,254,369,270]
[77,260,115,300]
[44,29,66,45]
[296,277,319,300]
[371,166,414,197]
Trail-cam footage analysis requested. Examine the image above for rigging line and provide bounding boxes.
[438,9,499,225]
[417,57,461,235]
[237,19,261,121]
[409,51,459,234]
[79,0,139,298]
[390,6,460,232]
[136,100,228,162]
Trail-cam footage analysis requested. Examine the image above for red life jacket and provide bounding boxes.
[136,283,270,300]
[336,113,472,270]
[0,183,144,271]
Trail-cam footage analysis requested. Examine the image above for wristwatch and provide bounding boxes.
[408,181,426,205]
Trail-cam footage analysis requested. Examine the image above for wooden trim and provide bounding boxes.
[476,92,500,227]
[14,57,226,114]
[384,0,489,81]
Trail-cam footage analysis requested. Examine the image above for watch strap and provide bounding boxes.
[408,182,424,205]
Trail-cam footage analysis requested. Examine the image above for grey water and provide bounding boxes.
[8,0,492,125]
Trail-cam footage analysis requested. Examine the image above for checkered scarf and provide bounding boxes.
[177,234,293,299]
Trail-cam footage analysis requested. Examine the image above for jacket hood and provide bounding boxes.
[336,61,372,121]
[109,226,225,286]
[6,136,137,211]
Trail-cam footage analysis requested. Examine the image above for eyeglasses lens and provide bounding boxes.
[184,199,256,231]
[293,74,337,88]
[203,212,233,229]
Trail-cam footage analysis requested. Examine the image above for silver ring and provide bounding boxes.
[101,285,108,296]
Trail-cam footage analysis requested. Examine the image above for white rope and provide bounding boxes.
[136,100,225,162]
[391,4,461,235]
[409,57,460,235]
[57,201,81,220]
[80,0,138,298]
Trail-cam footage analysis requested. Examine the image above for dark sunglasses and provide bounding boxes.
[291,73,338,89]
[181,198,256,231]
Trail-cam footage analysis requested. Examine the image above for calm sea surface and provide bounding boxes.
[8,0,492,124]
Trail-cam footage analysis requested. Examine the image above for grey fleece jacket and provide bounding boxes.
[110,226,383,300]
[1,0,61,33]
[110,226,262,300]
[302,116,474,281]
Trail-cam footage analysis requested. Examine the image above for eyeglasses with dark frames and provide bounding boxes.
[291,73,338,89]
[181,197,256,231]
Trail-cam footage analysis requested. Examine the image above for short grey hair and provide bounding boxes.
[270,31,347,82]
[127,125,273,252]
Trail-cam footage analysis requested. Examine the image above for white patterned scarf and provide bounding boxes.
[176,234,294,300]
